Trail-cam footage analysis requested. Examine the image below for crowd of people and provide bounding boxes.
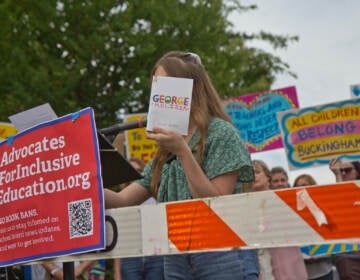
[6,50,359,279]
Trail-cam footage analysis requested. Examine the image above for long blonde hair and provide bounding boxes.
[150,51,230,196]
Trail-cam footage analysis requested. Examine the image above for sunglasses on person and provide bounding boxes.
[340,167,354,174]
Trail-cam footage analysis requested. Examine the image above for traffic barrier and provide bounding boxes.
[47,181,360,263]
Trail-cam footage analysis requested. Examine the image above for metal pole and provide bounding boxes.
[63,262,75,280]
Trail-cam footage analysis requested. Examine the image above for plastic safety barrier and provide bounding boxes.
[47,181,360,263]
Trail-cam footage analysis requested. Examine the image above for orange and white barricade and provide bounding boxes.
[54,181,360,262]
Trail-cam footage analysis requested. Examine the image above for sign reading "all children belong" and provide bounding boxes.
[278,98,360,170]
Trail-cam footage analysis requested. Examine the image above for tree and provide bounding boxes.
[0,0,298,128]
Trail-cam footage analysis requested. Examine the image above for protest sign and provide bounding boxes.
[0,123,17,141]
[124,114,157,164]
[278,98,360,170]
[301,243,360,257]
[223,86,299,153]
[9,103,58,132]
[146,76,193,135]
[0,108,104,266]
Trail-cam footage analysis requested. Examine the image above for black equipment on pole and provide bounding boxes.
[99,117,147,135]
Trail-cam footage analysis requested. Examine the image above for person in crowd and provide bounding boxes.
[252,160,308,280]
[329,158,360,279]
[270,166,290,189]
[30,260,105,280]
[293,174,317,188]
[329,158,360,182]
[104,50,258,279]
[293,174,333,280]
[88,260,106,280]
[113,157,164,280]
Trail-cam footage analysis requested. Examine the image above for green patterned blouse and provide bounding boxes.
[136,117,254,202]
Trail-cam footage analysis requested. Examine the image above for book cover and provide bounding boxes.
[146,76,193,135]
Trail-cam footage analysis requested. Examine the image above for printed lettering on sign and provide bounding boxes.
[0,108,104,267]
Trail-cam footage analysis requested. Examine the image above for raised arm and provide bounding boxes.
[329,158,343,182]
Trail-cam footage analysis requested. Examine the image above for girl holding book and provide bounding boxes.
[105,51,258,279]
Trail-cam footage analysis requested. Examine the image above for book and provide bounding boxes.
[146,76,193,135]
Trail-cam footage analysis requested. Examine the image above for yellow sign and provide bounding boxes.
[0,122,17,140]
[124,114,157,163]
[278,98,360,169]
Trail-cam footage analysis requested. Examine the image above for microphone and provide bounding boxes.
[99,117,147,135]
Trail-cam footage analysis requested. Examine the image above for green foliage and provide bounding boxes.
[0,0,298,128]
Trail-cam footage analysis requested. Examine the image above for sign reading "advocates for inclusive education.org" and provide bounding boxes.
[0,108,105,267]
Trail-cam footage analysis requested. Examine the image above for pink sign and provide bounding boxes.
[0,108,104,266]
[223,86,299,153]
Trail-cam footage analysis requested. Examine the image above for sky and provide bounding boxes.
[229,0,360,185]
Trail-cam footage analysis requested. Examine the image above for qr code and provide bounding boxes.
[68,198,93,239]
